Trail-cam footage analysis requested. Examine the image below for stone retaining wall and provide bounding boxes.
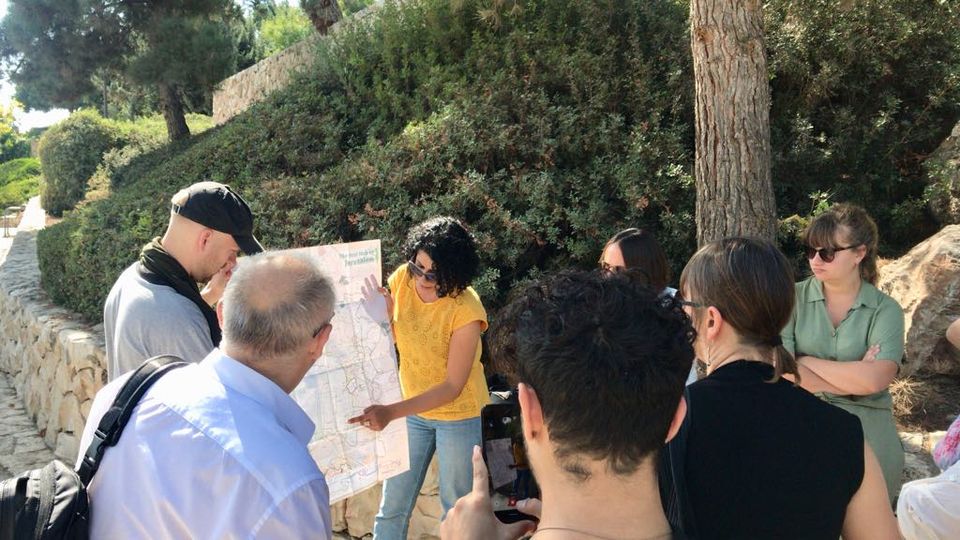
[0,230,106,463]
[0,223,441,539]
[212,35,321,125]
[212,3,382,126]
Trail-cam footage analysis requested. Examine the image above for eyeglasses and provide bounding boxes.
[805,244,859,263]
[676,292,703,309]
[407,260,437,283]
[311,318,334,338]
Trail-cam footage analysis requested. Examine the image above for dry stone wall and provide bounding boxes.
[0,230,106,463]
[212,3,382,126]
[213,35,321,125]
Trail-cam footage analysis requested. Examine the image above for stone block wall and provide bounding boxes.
[212,2,382,126]
[212,35,321,125]
[0,221,440,538]
[0,231,107,463]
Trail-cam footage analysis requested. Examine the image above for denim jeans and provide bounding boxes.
[373,414,481,540]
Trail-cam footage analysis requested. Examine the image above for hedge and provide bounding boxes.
[0,157,42,209]
[37,0,960,323]
[38,110,121,217]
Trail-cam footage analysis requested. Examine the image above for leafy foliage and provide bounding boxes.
[38,110,121,217]
[260,2,313,56]
[1,0,238,140]
[0,157,41,209]
[37,110,214,217]
[35,0,960,322]
[0,105,29,163]
[766,0,960,252]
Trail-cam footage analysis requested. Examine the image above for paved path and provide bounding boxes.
[0,196,56,478]
[0,374,58,477]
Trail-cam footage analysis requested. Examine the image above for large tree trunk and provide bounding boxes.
[302,0,342,35]
[690,0,776,246]
[158,83,190,141]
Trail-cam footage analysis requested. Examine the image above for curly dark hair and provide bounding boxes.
[402,216,480,298]
[490,270,695,480]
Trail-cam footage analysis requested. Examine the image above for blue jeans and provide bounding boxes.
[373,414,481,539]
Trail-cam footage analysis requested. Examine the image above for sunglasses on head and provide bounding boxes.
[407,260,438,282]
[805,244,859,263]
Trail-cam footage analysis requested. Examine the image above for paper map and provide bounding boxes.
[288,240,409,502]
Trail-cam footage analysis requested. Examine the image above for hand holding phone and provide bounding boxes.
[481,402,541,524]
[439,447,536,540]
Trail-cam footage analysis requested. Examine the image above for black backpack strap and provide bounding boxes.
[76,355,187,485]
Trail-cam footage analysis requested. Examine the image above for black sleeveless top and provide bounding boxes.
[659,361,864,540]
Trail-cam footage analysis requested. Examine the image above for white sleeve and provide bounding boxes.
[251,478,332,539]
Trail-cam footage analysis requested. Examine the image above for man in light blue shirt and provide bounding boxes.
[79,252,335,539]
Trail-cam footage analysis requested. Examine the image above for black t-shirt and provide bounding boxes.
[660,360,864,540]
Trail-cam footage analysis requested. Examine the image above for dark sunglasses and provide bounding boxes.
[407,260,437,283]
[805,244,859,263]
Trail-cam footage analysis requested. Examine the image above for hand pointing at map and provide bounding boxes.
[349,404,395,431]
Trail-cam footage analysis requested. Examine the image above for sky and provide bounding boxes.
[0,0,70,131]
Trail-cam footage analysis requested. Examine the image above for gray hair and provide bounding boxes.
[221,252,335,358]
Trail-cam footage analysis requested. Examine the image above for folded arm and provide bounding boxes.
[797,353,897,396]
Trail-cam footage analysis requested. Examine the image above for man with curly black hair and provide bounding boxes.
[441,270,694,540]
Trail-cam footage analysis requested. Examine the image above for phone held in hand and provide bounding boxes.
[481,401,540,524]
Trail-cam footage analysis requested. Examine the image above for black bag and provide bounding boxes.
[0,355,187,540]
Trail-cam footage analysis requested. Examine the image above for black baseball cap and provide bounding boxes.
[171,182,263,254]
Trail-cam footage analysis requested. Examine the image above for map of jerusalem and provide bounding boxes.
[288,240,409,503]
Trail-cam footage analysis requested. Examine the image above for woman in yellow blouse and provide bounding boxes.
[781,203,905,502]
[349,216,488,539]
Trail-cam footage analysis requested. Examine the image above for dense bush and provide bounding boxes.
[766,0,960,251]
[0,157,41,209]
[37,110,214,216]
[37,0,960,322]
[37,110,121,217]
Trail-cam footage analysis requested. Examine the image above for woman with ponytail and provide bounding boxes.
[781,203,905,502]
[660,237,897,539]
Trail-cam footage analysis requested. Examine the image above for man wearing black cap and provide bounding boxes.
[103,182,263,381]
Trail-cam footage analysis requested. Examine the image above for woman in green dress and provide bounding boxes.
[781,203,905,502]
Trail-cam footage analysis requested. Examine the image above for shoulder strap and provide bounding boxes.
[76,355,188,485]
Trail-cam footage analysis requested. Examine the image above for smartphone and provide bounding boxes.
[481,401,540,524]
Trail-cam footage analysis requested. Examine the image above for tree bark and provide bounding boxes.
[690,0,776,246]
[158,82,190,141]
[302,0,342,35]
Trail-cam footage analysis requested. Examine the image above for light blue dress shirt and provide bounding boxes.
[78,349,332,539]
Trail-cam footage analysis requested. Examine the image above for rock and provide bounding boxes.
[330,500,347,532]
[409,494,442,540]
[57,395,81,434]
[73,369,97,403]
[877,225,960,377]
[54,433,79,463]
[345,483,382,538]
[926,121,960,225]
[900,431,941,486]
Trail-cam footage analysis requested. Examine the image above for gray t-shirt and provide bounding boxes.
[103,262,215,381]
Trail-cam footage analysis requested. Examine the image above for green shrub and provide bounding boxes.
[36,0,960,323]
[38,110,121,217]
[766,0,960,252]
[0,157,42,209]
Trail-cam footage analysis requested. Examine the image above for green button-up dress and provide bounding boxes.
[781,277,905,501]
